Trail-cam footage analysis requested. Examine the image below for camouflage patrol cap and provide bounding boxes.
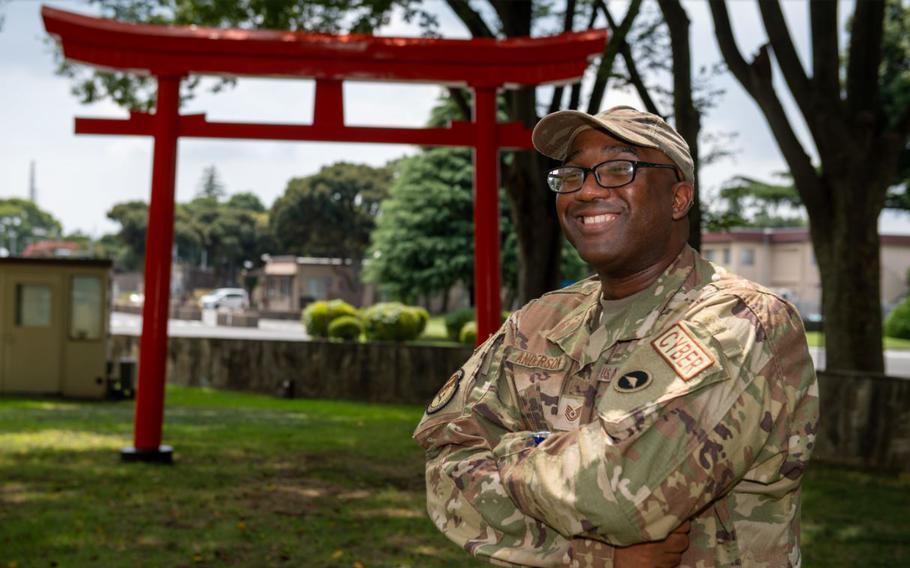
[532,106,695,183]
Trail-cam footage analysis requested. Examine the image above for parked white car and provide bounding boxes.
[199,288,250,310]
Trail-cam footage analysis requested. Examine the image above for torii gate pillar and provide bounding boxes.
[472,85,502,343]
[120,75,181,462]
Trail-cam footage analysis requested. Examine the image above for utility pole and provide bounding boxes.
[29,160,37,203]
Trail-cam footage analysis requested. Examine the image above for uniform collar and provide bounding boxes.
[544,245,706,366]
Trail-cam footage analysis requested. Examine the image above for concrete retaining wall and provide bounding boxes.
[813,371,910,472]
[110,335,910,471]
[110,334,472,406]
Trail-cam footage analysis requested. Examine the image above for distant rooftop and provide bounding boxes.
[703,228,910,246]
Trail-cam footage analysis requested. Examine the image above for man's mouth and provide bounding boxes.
[577,213,619,226]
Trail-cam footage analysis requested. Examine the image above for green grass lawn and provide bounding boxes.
[416,316,460,346]
[1,387,907,567]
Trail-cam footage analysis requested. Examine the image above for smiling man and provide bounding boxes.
[414,106,819,567]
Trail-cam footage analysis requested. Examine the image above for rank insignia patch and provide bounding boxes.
[614,370,652,393]
[427,369,464,414]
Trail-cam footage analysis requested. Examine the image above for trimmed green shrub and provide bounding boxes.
[328,315,364,341]
[445,307,475,341]
[459,321,477,345]
[885,297,910,339]
[412,306,430,336]
[302,299,359,338]
[362,302,424,341]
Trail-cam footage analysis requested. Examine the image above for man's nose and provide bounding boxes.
[576,172,613,200]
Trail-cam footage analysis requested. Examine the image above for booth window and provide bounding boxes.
[70,276,103,340]
[16,284,52,327]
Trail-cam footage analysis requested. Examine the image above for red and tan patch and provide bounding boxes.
[651,323,714,381]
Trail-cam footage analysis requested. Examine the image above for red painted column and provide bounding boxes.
[472,85,502,344]
[124,75,181,462]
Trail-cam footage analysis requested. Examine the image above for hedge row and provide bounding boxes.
[302,300,429,342]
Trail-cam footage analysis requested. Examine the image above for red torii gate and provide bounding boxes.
[43,6,606,462]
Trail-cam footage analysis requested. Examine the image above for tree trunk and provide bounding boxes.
[657,0,701,250]
[476,1,560,304]
[813,179,885,374]
[505,149,562,303]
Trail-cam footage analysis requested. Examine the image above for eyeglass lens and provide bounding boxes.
[547,160,635,193]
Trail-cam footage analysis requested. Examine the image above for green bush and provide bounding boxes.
[327,315,364,341]
[362,302,424,341]
[459,321,477,344]
[412,306,430,336]
[302,299,359,338]
[445,307,475,341]
[885,297,910,339]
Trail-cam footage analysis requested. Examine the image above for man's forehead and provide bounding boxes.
[565,143,640,162]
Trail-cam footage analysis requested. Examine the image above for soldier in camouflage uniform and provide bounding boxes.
[414,106,819,567]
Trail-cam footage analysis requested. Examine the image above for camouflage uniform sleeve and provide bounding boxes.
[493,293,819,547]
[414,320,617,568]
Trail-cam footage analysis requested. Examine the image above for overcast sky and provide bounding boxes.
[1,0,907,236]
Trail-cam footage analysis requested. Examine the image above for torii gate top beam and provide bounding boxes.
[43,7,606,87]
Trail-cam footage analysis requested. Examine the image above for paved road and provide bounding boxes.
[111,311,310,341]
[111,312,910,377]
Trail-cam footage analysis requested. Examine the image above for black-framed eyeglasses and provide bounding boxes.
[546,159,681,194]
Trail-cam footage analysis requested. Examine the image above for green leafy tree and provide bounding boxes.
[227,192,266,213]
[105,193,271,277]
[270,162,389,260]
[710,174,806,229]
[365,148,526,306]
[106,200,148,270]
[180,194,271,284]
[0,198,63,256]
[365,148,476,305]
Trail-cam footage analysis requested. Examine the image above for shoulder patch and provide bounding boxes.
[506,350,566,371]
[651,322,714,381]
[426,369,463,415]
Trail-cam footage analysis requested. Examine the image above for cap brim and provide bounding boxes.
[532,110,657,161]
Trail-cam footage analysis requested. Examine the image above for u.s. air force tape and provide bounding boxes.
[426,369,464,414]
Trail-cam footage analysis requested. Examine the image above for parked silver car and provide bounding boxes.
[199,288,249,310]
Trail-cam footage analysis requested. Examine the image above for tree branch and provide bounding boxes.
[600,4,663,117]
[621,43,662,117]
[809,0,840,104]
[547,0,578,114]
[846,0,885,116]
[587,0,643,115]
[566,2,600,111]
[444,0,496,38]
[708,0,825,220]
[756,2,814,124]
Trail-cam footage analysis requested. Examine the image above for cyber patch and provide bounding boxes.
[651,322,714,381]
[426,369,464,414]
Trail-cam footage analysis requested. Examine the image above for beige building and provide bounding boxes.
[702,228,910,316]
[256,255,377,314]
[0,257,112,398]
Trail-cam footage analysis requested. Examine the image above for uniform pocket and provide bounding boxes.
[596,320,730,442]
[505,347,567,431]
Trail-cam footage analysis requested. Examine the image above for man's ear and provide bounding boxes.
[671,181,694,221]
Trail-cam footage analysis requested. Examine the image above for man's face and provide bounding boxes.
[556,128,682,278]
